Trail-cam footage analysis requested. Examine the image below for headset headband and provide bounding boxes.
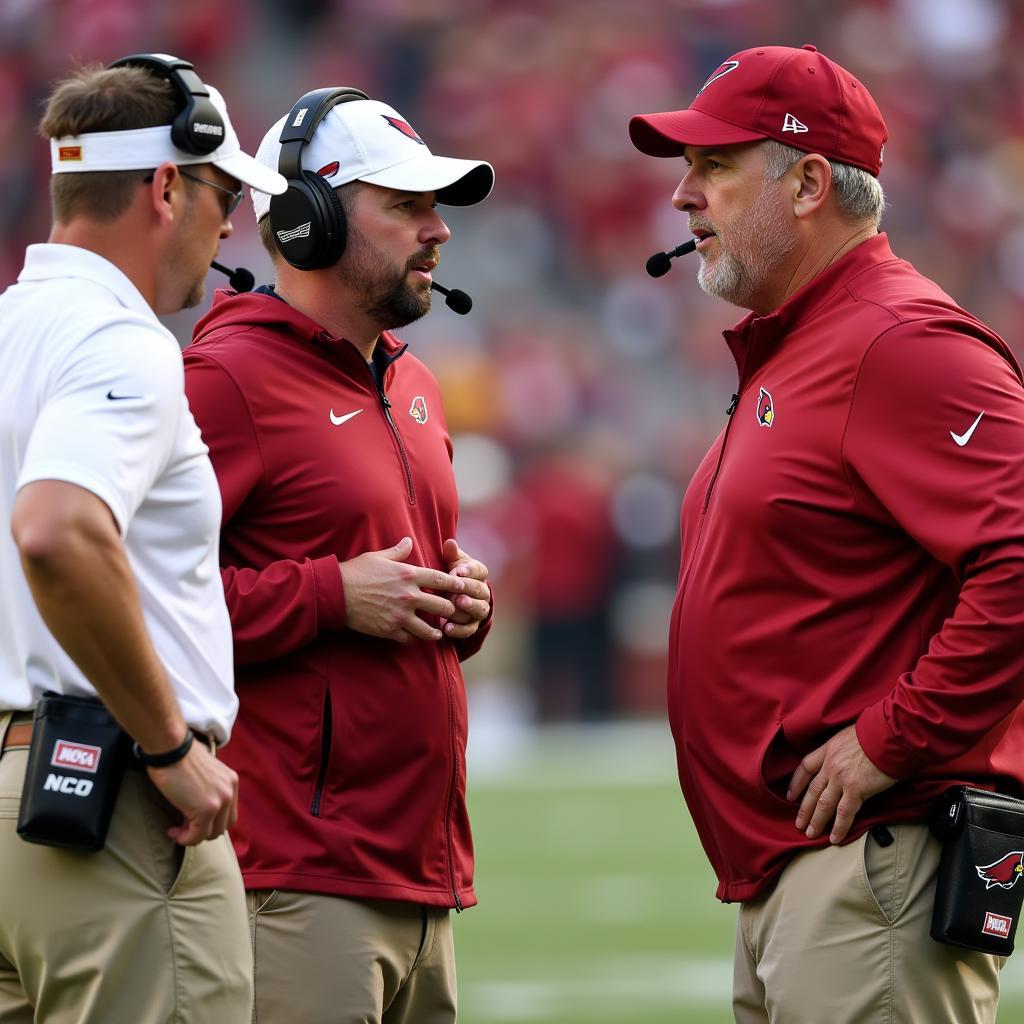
[276,87,370,180]
[107,53,226,156]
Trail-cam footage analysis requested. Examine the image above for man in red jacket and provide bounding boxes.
[183,89,494,1024]
[630,45,1024,1022]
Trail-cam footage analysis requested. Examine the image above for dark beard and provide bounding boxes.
[342,228,434,329]
[363,274,431,328]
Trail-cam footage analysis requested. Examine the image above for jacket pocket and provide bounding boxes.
[310,685,333,817]
[758,718,803,808]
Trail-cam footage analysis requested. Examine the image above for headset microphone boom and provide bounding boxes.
[645,237,698,278]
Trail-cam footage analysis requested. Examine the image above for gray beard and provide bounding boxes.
[697,182,796,309]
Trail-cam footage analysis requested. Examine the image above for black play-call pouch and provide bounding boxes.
[16,692,131,852]
[929,785,1024,956]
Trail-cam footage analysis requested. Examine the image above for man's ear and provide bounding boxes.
[790,153,833,220]
[147,162,181,226]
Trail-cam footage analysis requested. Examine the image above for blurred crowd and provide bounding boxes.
[3,0,1024,721]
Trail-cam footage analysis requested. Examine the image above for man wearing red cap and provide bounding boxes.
[630,44,1024,1022]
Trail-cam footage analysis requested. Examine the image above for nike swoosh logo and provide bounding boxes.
[329,408,363,426]
[950,411,984,447]
[106,390,140,401]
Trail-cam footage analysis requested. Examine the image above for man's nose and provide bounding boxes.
[422,209,451,246]
[672,172,706,214]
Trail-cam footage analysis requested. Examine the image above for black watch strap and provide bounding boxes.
[132,729,194,767]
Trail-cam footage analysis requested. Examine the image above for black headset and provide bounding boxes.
[106,53,226,156]
[267,87,371,270]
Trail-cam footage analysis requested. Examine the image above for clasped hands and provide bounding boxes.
[340,536,490,644]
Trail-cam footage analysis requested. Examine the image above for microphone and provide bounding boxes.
[646,238,698,278]
[211,260,255,293]
[430,281,473,315]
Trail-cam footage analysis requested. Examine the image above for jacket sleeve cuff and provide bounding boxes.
[310,554,347,631]
[855,703,920,780]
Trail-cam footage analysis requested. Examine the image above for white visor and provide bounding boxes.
[50,85,287,196]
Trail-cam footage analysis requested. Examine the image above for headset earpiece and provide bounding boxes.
[108,54,225,156]
[268,87,370,270]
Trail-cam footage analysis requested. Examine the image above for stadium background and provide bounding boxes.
[4,0,1024,1018]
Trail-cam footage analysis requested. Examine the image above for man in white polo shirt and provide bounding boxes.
[0,55,285,1023]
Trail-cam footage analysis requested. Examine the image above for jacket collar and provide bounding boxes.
[723,233,899,378]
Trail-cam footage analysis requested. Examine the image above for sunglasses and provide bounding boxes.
[177,169,245,216]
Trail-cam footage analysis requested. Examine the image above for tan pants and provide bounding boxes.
[0,712,252,1024]
[733,824,1004,1023]
[248,889,457,1024]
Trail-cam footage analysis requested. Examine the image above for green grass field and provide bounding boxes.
[454,722,1024,1023]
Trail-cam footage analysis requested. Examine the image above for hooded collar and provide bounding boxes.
[192,286,408,373]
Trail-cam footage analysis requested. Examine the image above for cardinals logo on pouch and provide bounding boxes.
[383,116,425,145]
[976,851,1024,890]
[756,386,775,428]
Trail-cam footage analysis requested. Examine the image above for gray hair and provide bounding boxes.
[760,139,885,228]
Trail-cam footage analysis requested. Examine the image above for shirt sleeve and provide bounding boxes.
[183,349,347,666]
[843,317,1024,778]
[17,319,181,534]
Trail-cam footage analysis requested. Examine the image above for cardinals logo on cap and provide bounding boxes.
[756,386,775,428]
[697,59,740,96]
[383,116,425,146]
[409,396,428,424]
[976,851,1024,890]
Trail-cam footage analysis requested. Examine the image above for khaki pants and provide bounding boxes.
[248,889,457,1024]
[0,712,252,1024]
[733,824,1003,1023]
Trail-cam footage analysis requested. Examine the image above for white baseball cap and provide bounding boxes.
[251,98,494,221]
[51,85,287,197]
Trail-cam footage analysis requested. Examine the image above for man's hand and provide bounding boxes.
[787,724,896,844]
[340,536,467,643]
[146,740,239,846]
[440,538,491,640]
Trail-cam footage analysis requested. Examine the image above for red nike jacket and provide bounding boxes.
[671,234,1024,902]
[184,289,490,909]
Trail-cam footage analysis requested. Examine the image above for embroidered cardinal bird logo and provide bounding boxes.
[409,396,428,424]
[382,116,425,145]
[756,386,775,428]
[976,851,1024,890]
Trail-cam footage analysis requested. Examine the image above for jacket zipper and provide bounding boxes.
[674,384,746,882]
[702,401,742,512]
[440,654,463,912]
[310,687,333,817]
[702,338,758,512]
[378,392,416,506]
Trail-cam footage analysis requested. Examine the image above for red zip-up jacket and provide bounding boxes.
[183,288,490,909]
[671,234,1024,903]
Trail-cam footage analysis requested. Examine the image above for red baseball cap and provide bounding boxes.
[629,44,888,176]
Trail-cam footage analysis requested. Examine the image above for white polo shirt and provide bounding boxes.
[0,244,237,741]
